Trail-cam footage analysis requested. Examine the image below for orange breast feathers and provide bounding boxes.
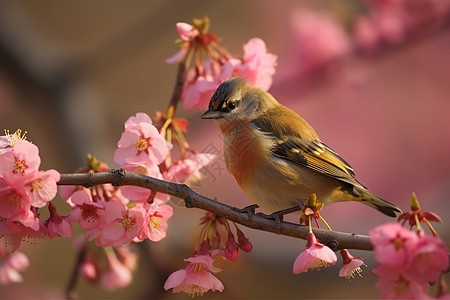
[218,119,272,187]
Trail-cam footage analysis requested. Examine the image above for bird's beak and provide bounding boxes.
[201,108,222,119]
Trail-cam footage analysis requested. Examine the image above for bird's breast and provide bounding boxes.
[221,122,271,187]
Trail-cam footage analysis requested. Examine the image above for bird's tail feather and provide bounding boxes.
[361,192,402,217]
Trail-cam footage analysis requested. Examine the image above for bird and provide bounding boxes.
[201,77,401,217]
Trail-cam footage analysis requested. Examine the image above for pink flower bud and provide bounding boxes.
[224,233,239,261]
[236,228,252,253]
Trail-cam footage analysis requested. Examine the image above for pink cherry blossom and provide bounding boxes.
[407,234,449,284]
[338,249,366,280]
[119,163,164,203]
[45,202,73,239]
[99,249,132,291]
[94,201,145,247]
[0,219,47,253]
[164,152,216,184]
[182,75,221,110]
[28,169,60,208]
[293,232,337,274]
[290,9,351,73]
[137,202,173,242]
[0,140,40,178]
[79,253,99,283]
[164,255,224,297]
[67,190,106,240]
[373,265,430,299]
[114,113,170,166]
[176,22,199,41]
[0,249,29,284]
[369,222,419,267]
[233,38,277,91]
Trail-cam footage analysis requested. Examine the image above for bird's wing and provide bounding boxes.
[251,117,364,188]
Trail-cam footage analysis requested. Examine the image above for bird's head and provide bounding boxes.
[201,77,277,125]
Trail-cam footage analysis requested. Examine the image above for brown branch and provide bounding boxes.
[58,169,373,251]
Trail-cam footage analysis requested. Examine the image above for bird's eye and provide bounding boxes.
[227,101,236,110]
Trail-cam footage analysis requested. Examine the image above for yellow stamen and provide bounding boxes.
[120,214,136,232]
[135,138,149,152]
[4,129,27,147]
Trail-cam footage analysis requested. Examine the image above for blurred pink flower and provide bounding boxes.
[164,255,224,297]
[407,234,449,284]
[100,249,132,291]
[0,250,29,284]
[369,222,419,266]
[164,152,216,184]
[338,249,365,280]
[182,75,220,110]
[79,253,98,283]
[373,265,429,299]
[293,232,337,274]
[233,38,277,91]
[290,9,351,72]
[114,113,170,166]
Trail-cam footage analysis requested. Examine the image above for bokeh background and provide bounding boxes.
[0,0,449,299]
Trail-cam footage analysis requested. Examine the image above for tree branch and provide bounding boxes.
[58,169,373,251]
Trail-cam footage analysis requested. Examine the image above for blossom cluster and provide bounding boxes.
[167,16,277,110]
[164,211,252,297]
[0,130,64,283]
[370,223,448,299]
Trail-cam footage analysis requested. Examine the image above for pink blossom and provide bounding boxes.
[164,255,224,297]
[137,202,173,242]
[79,253,98,283]
[119,163,164,203]
[0,250,29,284]
[99,249,132,291]
[0,140,40,178]
[407,234,449,283]
[233,38,277,91]
[290,9,351,72]
[67,190,106,239]
[28,169,60,208]
[176,22,199,41]
[164,152,216,184]
[293,232,337,274]
[166,48,188,64]
[95,201,145,247]
[182,75,220,110]
[45,202,73,239]
[338,249,365,280]
[373,265,430,299]
[369,222,419,266]
[114,113,170,166]
[0,219,47,253]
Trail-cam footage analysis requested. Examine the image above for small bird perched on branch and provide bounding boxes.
[201,77,401,217]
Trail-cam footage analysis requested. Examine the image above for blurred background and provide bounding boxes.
[0,0,449,298]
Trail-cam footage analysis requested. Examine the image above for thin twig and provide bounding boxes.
[58,170,373,251]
